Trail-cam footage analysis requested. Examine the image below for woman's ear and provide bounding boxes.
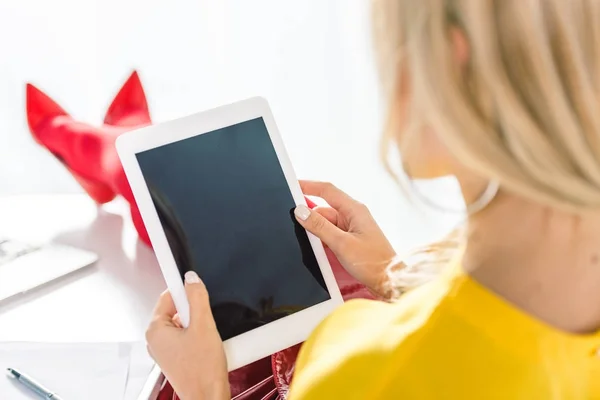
[450,27,470,70]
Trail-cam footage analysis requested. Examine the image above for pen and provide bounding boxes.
[7,367,64,400]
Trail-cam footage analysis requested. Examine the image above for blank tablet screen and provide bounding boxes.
[136,117,331,340]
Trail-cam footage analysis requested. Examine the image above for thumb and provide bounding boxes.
[294,204,346,251]
[184,271,213,328]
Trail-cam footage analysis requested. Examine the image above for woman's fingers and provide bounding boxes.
[313,206,339,226]
[183,271,215,329]
[295,205,347,251]
[147,291,178,347]
[153,290,177,322]
[172,313,184,328]
[299,181,358,211]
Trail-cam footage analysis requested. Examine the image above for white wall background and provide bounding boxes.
[0,0,462,252]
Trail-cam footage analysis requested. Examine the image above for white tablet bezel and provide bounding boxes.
[116,97,344,371]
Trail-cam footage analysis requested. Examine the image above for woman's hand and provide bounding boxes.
[146,271,230,400]
[294,181,397,298]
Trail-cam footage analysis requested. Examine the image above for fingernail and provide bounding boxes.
[294,205,311,221]
[185,271,201,284]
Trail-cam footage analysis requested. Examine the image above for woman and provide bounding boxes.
[146,0,600,398]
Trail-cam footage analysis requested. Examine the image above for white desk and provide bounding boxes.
[0,194,166,397]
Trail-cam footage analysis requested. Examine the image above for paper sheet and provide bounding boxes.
[0,342,131,400]
[123,341,157,400]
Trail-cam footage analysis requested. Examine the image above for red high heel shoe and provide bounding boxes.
[26,71,152,245]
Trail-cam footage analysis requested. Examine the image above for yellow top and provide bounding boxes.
[288,265,600,399]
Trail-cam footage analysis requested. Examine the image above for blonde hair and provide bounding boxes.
[373,0,600,295]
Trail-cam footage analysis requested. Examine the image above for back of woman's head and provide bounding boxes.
[373,0,600,213]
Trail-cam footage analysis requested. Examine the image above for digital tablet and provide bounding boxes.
[116,97,343,371]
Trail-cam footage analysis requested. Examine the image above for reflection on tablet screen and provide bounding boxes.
[136,117,331,340]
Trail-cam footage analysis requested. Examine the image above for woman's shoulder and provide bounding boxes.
[288,265,595,400]
[289,277,456,399]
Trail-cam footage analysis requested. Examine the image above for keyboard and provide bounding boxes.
[0,238,98,302]
[0,238,41,267]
